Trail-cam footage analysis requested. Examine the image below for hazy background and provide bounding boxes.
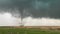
[0,0,60,26]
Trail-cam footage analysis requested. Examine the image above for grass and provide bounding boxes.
[0,27,60,34]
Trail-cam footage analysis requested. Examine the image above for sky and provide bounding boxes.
[0,0,60,18]
[0,0,60,26]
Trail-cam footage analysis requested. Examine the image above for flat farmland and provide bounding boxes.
[0,26,60,34]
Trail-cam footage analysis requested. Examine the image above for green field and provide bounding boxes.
[0,27,60,34]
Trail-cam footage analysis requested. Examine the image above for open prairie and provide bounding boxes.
[0,26,60,34]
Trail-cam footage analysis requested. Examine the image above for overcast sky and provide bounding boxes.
[0,0,60,18]
[0,0,60,26]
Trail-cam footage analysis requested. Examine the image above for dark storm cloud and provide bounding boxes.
[0,0,60,19]
[27,0,60,19]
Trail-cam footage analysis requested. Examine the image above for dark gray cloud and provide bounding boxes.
[0,0,60,19]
